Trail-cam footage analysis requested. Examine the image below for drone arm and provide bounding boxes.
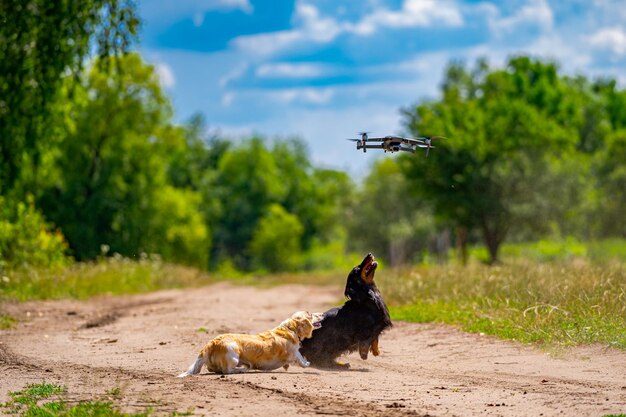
[401,137,427,145]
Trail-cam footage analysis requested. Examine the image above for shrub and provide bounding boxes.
[0,196,69,271]
[249,204,303,272]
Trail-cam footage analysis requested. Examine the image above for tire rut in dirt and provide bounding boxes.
[230,379,425,416]
[1,345,426,416]
[76,297,173,330]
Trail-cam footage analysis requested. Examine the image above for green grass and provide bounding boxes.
[2,240,625,351]
[0,256,215,301]
[1,382,152,417]
[0,383,201,416]
[379,262,626,349]
[0,313,16,330]
[477,238,626,264]
[0,255,347,302]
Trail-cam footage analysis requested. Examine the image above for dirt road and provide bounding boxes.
[1,282,625,416]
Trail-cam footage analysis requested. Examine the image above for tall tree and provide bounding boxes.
[347,158,434,266]
[249,204,304,272]
[0,0,138,196]
[594,130,626,238]
[402,57,579,264]
[271,139,353,250]
[209,138,287,269]
[40,54,210,267]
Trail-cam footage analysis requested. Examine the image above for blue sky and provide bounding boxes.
[138,0,626,174]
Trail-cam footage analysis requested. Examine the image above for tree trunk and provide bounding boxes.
[484,232,500,265]
[481,220,506,265]
[456,226,468,266]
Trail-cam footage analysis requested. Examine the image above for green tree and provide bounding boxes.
[40,53,210,266]
[402,57,579,264]
[348,158,434,266]
[148,186,210,268]
[249,204,304,272]
[271,139,353,250]
[594,130,626,238]
[587,80,626,238]
[204,137,353,271]
[0,195,69,271]
[209,138,287,269]
[0,0,138,197]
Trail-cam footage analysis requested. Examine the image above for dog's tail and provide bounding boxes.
[177,351,208,378]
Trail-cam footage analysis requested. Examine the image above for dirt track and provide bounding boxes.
[1,282,626,416]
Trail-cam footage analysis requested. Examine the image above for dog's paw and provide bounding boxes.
[370,337,380,356]
[358,344,369,360]
[283,364,290,370]
[300,360,310,368]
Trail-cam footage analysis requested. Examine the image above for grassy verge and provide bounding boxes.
[0,256,347,302]
[0,256,216,301]
[1,248,625,351]
[467,238,626,264]
[0,313,16,330]
[1,382,152,417]
[379,262,626,349]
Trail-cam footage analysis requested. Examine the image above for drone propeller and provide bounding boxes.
[346,135,369,153]
[357,132,371,153]
[422,136,446,157]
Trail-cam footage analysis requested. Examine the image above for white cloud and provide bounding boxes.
[231,30,303,56]
[154,62,176,88]
[231,2,342,56]
[232,0,463,57]
[351,0,464,35]
[141,0,253,26]
[488,0,554,36]
[222,91,236,107]
[588,27,626,55]
[256,62,330,78]
[219,63,249,88]
[294,2,343,42]
[221,0,253,14]
[526,33,593,68]
[270,87,335,105]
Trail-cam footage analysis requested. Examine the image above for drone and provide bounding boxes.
[347,132,446,157]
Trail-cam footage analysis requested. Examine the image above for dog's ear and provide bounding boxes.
[345,268,375,301]
[344,267,360,298]
[344,280,353,299]
[297,318,314,339]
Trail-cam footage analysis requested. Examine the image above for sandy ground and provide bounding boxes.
[1,282,626,416]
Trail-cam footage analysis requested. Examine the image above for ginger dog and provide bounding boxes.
[177,311,322,376]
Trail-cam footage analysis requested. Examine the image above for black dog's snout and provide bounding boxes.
[360,253,374,267]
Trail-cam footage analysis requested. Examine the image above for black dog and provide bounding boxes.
[300,253,392,368]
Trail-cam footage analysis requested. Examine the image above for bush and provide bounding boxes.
[249,204,303,272]
[0,196,69,271]
[148,186,210,269]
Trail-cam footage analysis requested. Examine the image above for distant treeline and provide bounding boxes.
[1,2,624,272]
